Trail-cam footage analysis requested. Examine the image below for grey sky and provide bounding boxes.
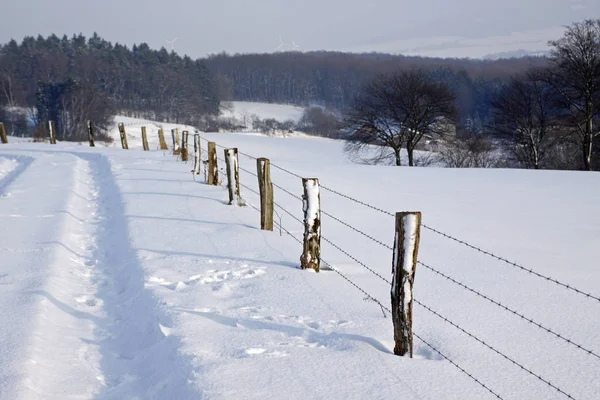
[1,0,598,58]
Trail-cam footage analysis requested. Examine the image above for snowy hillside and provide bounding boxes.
[1,123,599,399]
[220,101,306,123]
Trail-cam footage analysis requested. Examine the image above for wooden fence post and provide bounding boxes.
[87,120,95,147]
[118,123,129,149]
[172,128,181,156]
[224,148,241,205]
[391,211,422,358]
[48,121,57,144]
[193,134,202,175]
[207,141,218,185]
[141,126,149,151]
[256,158,274,231]
[181,131,189,161]
[300,178,321,272]
[0,122,7,144]
[158,128,168,150]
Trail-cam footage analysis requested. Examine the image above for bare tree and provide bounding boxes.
[545,19,600,171]
[436,135,500,168]
[344,69,456,166]
[491,70,559,169]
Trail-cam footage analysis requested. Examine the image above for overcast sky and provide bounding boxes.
[1,0,598,58]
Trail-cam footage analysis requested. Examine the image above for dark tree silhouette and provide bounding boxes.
[344,69,456,166]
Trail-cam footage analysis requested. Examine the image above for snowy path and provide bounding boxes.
[0,152,102,398]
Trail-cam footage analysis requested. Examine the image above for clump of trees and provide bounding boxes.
[343,69,456,166]
[343,19,600,171]
[0,33,220,140]
[492,19,600,171]
[297,107,340,138]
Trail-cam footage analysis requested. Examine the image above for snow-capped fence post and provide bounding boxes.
[158,128,168,150]
[118,123,129,149]
[300,178,321,272]
[224,148,241,205]
[141,126,149,151]
[48,120,57,144]
[0,122,7,144]
[256,158,274,231]
[207,141,218,185]
[172,128,181,156]
[391,211,422,358]
[87,120,95,147]
[193,134,202,175]
[181,131,189,161]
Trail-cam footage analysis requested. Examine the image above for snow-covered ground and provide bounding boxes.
[1,125,599,399]
[220,101,306,123]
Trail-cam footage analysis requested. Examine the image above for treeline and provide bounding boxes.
[342,20,600,171]
[205,51,547,134]
[0,33,220,140]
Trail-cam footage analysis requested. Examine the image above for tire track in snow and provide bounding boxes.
[72,152,201,400]
[18,154,104,399]
[0,152,103,399]
[0,154,34,197]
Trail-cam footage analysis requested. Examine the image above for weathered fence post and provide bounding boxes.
[158,128,168,150]
[391,211,422,358]
[141,126,149,151]
[193,134,202,175]
[181,131,189,161]
[300,178,321,272]
[224,148,241,205]
[207,141,218,185]
[0,122,7,144]
[118,123,129,149]
[87,120,95,147]
[256,158,274,231]
[172,128,181,156]
[48,121,57,144]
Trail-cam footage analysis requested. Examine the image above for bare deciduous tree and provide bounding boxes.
[344,69,456,166]
[545,19,600,171]
[491,70,559,169]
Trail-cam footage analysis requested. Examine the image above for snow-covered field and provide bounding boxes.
[1,124,599,399]
[220,101,306,123]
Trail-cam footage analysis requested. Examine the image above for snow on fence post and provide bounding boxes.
[118,123,129,149]
[172,128,181,156]
[158,128,168,150]
[87,120,95,147]
[256,158,274,231]
[0,122,7,144]
[300,178,321,272]
[391,211,422,358]
[48,120,57,144]
[141,126,149,151]
[193,134,202,175]
[207,141,218,185]
[181,131,189,161]
[224,148,241,205]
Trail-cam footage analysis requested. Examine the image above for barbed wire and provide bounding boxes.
[418,260,600,361]
[411,332,503,399]
[191,147,506,399]
[419,225,600,304]
[413,299,576,399]
[321,235,391,285]
[321,209,393,251]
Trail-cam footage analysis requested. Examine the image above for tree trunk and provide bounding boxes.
[582,93,594,171]
[394,148,402,166]
[407,146,415,167]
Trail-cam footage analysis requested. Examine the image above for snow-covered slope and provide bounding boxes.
[1,126,599,399]
[220,101,306,123]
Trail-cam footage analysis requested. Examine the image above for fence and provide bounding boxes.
[5,120,598,399]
